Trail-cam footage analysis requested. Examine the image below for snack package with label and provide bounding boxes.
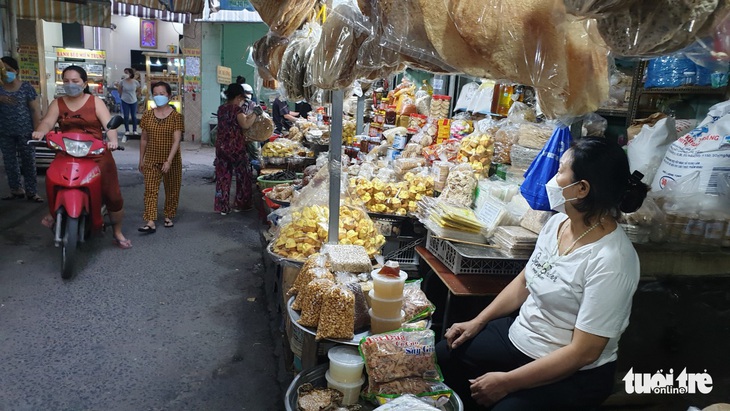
[359,329,442,384]
[368,378,452,407]
[439,163,477,208]
[371,393,445,410]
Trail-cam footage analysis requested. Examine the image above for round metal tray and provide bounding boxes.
[284,363,463,411]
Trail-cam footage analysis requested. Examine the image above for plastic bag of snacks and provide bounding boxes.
[288,253,331,298]
[315,285,356,341]
[297,278,335,327]
[372,393,444,410]
[359,329,441,384]
[439,163,477,208]
[368,379,452,407]
[271,167,385,261]
[402,279,436,322]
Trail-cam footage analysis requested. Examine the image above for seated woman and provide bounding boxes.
[436,138,648,410]
[32,65,131,249]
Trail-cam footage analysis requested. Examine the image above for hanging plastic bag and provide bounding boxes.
[520,125,573,211]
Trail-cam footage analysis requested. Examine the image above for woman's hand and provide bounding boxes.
[138,162,144,173]
[469,372,512,407]
[107,141,118,151]
[32,131,46,141]
[161,161,171,173]
[445,319,484,349]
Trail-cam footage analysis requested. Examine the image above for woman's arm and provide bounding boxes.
[32,99,59,139]
[470,329,608,406]
[162,129,182,173]
[28,95,42,130]
[446,270,530,349]
[236,112,257,130]
[94,96,119,149]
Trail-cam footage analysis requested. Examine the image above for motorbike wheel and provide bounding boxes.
[61,216,79,279]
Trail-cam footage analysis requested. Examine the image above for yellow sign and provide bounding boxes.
[182,48,201,57]
[217,65,231,85]
[17,45,41,93]
[56,48,106,60]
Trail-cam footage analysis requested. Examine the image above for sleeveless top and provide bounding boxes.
[57,95,103,140]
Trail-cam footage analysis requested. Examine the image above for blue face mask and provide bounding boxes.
[153,95,169,107]
[4,72,16,83]
[64,83,84,97]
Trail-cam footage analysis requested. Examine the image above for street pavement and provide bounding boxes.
[0,137,292,410]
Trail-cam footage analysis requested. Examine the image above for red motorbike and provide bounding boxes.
[31,116,124,279]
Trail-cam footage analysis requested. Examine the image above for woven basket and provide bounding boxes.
[246,113,275,142]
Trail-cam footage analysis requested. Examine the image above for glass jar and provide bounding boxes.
[385,105,397,125]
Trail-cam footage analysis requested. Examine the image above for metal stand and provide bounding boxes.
[327,90,344,244]
[355,95,366,135]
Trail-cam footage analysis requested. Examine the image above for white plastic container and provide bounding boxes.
[368,289,404,319]
[325,370,365,405]
[369,308,405,335]
[327,346,365,383]
[371,269,408,300]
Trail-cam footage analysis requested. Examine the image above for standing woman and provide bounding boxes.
[0,56,43,202]
[32,65,132,249]
[117,67,141,139]
[138,82,184,232]
[214,83,262,215]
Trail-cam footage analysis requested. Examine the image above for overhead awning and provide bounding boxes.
[13,0,111,27]
[115,0,203,14]
[111,0,191,24]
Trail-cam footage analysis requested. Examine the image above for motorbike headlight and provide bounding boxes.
[90,147,105,155]
[63,138,93,157]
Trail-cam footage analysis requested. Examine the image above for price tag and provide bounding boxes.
[432,78,444,90]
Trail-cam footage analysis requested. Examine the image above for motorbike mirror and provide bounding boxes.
[107,115,124,130]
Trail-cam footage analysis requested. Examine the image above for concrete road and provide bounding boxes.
[0,139,291,410]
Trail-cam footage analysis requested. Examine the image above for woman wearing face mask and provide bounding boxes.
[0,56,43,202]
[32,65,132,250]
[117,67,141,139]
[213,82,262,215]
[435,138,649,411]
[137,82,184,232]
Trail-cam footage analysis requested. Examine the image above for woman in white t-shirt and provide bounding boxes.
[117,67,141,137]
[436,138,649,410]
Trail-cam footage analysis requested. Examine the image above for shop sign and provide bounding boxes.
[217,65,231,84]
[55,48,106,60]
[182,48,201,57]
[17,45,41,94]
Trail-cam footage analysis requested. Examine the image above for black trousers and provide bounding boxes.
[435,317,616,411]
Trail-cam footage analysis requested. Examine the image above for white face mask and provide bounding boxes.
[545,175,580,214]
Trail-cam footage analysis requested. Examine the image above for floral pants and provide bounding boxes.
[214,150,252,213]
[0,134,37,195]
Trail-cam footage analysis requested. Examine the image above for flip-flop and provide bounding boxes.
[2,191,25,200]
[113,237,133,249]
[41,215,55,229]
[26,194,44,203]
[164,219,174,228]
[137,224,156,233]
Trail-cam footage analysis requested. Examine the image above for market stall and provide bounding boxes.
[249,0,730,409]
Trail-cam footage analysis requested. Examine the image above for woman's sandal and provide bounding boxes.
[164,219,174,228]
[2,190,25,200]
[113,237,133,249]
[138,224,156,233]
[26,194,44,203]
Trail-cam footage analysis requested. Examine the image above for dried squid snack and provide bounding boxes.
[367,377,450,397]
[297,278,335,328]
[249,0,317,38]
[253,32,289,81]
[316,285,356,341]
[359,329,441,384]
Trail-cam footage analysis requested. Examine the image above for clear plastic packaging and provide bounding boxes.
[402,279,436,322]
[316,285,356,341]
[359,329,441,384]
[249,0,317,37]
[252,32,289,81]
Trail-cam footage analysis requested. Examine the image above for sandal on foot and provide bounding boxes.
[164,219,174,228]
[26,194,44,203]
[137,224,156,233]
[113,237,133,249]
[2,190,25,200]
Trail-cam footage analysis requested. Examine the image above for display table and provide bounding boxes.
[416,246,517,339]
